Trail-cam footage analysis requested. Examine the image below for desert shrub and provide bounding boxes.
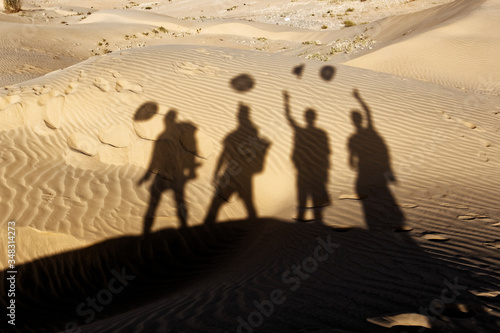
[343,20,356,27]
[4,0,22,13]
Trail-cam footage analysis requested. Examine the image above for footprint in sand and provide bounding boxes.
[483,240,500,249]
[67,132,98,156]
[42,95,66,129]
[438,110,452,120]
[93,78,111,92]
[37,89,60,106]
[0,95,21,110]
[470,289,500,298]
[439,202,469,209]
[476,138,491,147]
[78,70,87,82]
[367,313,434,329]
[30,85,42,94]
[395,225,414,232]
[0,95,25,129]
[65,81,79,95]
[115,79,143,94]
[41,192,55,202]
[421,232,450,242]
[457,214,489,221]
[477,151,489,162]
[338,193,366,200]
[457,215,476,220]
[459,119,477,129]
[98,124,131,148]
[401,203,418,208]
[107,69,122,78]
[39,85,53,95]
[173,61,220,77]
[6,88,21,96]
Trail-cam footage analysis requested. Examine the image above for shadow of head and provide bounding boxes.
[134,102,159,121]
[165,109,177,125]
[305,108,317,127]
[230,73,255,93]
[351,110,363,129]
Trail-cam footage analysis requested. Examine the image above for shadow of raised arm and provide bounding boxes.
[283,90,298,129]
[353,88,373,129]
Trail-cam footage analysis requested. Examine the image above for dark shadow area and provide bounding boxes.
[283,91,331,222]
[0,221,266,333]
[204,102,270,224]
[348,88,405,231]
[1,220,498,333]
[136,104,201,232]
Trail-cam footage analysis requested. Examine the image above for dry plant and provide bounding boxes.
[4,0,22,13]
[4,0,21,13]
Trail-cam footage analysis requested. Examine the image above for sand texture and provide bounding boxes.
[0,0,499,332]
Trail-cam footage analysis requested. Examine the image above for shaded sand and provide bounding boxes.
[1,0,500,332]
[3,220,500,332]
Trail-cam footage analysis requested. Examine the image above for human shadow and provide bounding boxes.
[283,91,331,222]
[137,105,200,233]
[3,220,499,333]
[204,102,270,224]
[347,89,405,231]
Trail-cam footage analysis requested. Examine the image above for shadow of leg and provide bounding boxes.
[296,184,307,221]
[204,191,227,225]
[143,175,168,234]
[173,179,188,228]
[239,181,256,220]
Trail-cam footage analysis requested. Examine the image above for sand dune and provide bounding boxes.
[1,0,500,332]
[347,0,500,95]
